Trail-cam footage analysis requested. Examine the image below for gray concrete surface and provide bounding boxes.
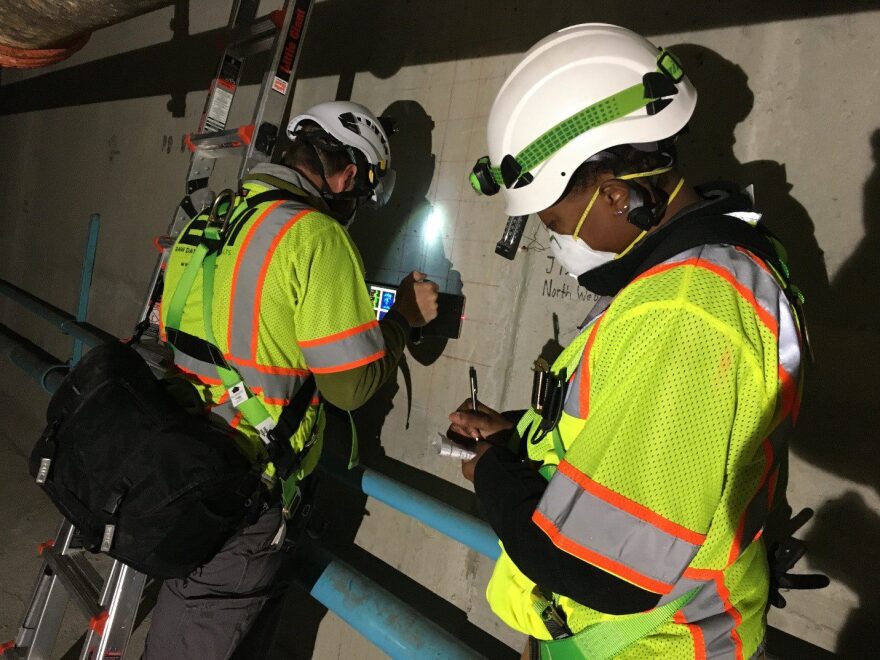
[2,0,880,657]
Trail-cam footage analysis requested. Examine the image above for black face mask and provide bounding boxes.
[327,195,359,227]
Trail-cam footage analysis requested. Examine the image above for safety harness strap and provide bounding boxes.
[164,215,318,490]
[538,588,697,660]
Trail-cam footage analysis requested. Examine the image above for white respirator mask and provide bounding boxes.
[548,185,616,278]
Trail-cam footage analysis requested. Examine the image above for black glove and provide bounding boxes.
[767,508,831,608]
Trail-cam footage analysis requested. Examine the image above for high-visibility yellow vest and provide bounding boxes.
[487,242,803,659]
[160,173,385,477]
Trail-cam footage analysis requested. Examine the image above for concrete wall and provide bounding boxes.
[2,0,879,656]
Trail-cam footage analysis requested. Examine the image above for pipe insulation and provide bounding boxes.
[0,0,173,68]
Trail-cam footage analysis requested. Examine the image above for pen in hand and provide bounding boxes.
[469,366,478,413]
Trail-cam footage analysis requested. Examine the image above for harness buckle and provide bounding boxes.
[255,418,275,445]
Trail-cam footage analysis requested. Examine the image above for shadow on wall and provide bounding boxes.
[671,43,832,314]
[798,129,880,656]
[3,0,879,116]
[673,44,880,656]
[349,99,462,364]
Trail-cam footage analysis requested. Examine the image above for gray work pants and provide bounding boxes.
[142,504,285,660]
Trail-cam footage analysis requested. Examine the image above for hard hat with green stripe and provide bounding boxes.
[470,24,697,216]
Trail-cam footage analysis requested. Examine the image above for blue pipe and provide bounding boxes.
[71,214,101,365]
[0,279,114,348]
[322,463,500,560]
[309,556,481,659]
[0,323,67,393]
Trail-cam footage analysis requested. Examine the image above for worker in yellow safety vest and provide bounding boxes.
[144,101,438,659]
[450,24,828,659]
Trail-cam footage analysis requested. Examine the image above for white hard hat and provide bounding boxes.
[470,24,697,216]
[287,100,396,207]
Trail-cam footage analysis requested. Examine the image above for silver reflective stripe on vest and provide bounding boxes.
[660,575,740,658]
[227,200,313,358]
[578,295,614,330]
[174,343,308,402]
[563,363,586,419]
[536,466,701,589]
[211,401,239,426]
[703,245,782,326]
[777,293,800,381]
[299,322,384,372]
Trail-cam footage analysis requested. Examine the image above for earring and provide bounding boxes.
[615,205,629,216]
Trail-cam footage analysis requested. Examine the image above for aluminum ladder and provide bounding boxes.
[3,0,313,656]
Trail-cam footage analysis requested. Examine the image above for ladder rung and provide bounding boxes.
[42,547,103,620]
[225,11,284,50]
[185,125,254,158]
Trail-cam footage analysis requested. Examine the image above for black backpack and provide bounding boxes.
[29,340,262,579]
[30,190,321,578]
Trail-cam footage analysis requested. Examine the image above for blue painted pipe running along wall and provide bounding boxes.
[0,278,115,348]
[309,554,482,659]
[321,461,501,560]
[71,213,101,365]
[0,324,67,393]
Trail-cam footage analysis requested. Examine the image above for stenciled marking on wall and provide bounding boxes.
[541,256,599,303]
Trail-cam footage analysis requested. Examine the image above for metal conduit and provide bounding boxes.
[0,279,115,349]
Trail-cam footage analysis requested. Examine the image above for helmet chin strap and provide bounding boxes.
[293,135,365,223]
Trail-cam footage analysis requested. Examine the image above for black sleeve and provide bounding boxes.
[501,409,529,458]
[473,445,661,615]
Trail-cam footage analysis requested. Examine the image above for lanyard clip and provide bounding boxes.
[207,188,237,237]
[537,368,567,433]
[531,358,550,412]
